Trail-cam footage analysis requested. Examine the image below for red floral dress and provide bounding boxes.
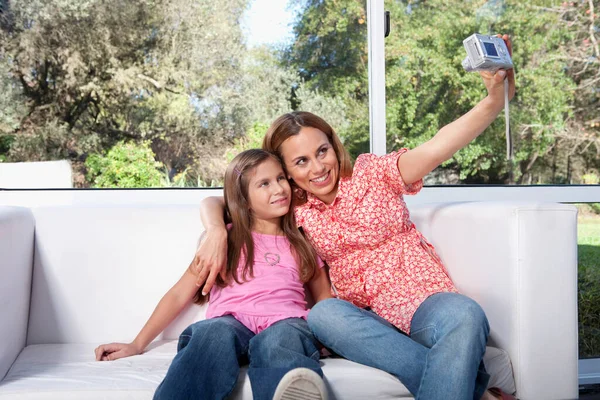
[295,149,457,333]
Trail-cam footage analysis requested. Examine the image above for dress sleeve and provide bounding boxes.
[355,149,423,195]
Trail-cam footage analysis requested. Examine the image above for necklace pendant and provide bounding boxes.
[264,252,280,266]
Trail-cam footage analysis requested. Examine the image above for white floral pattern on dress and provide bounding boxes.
[295,149,457,333]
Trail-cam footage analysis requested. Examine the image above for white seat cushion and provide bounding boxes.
[0,342,514,399]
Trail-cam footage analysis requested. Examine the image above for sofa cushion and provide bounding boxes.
[0,342,514,399]
[27,205,205,345]
[0,207,34,380]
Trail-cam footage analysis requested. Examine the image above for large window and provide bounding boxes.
[0,0,368,188]
[383,0,599,186]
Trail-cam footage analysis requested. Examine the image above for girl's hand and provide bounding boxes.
[479,34,516,107]
[94,342,142,361]
[192,227,228,294]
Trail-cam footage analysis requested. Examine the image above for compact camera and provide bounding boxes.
[462,34,513,72]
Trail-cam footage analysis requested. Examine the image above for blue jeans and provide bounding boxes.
[307,293,490,400]
[153,315,322,400]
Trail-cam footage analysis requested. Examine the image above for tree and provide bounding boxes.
[384,0,576,184]
[285,0,370,157]
[545,0,600,184]
[86,141,164,188]
[229,46,353,162]
[0,50,26,162]
[287,0,593,184]
[4,0,595,186]
[0,0,250,186]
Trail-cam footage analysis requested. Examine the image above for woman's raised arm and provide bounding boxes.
[398,35,515,185]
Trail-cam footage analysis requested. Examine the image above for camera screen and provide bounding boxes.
[483,42,499,57]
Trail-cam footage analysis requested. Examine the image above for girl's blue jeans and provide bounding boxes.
[153,315,322,400]
[307,292,491,400]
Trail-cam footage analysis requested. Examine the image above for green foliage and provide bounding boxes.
[383,0,575,183]
[288,0,596,183]
[286,0,368,97]
[0,53,26,136]
[1,0,598,186]
[85,141,164,188]
[286,0,369,157]
[578,214,600,357]
[582,173,600,185]
[225,121,270,163]
[0,0,353,186]
[0,0,251,185]
[555,0,600,175]
[241,47,298,125]
[6,120,74,162]
[0,135,14,162]
[579,260,600,358]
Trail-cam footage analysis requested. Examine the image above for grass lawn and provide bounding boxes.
[577,206,600,358]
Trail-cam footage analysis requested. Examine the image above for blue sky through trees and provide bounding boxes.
[243,0,295,47]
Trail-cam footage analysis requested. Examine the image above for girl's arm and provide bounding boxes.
[398,35,515,186]
[307,265,334,303]
[94,265,199,361]
[194,196,229,293]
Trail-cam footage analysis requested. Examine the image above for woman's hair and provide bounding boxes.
[262,111,353,204]
[193,148,320,304]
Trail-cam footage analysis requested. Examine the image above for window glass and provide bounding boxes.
[384,0,599,186]
[577,203,600,359]
[0,0,368,188]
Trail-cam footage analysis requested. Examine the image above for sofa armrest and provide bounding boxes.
[0,206,35,380]
[411,201,578,400]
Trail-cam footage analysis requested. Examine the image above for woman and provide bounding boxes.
[194,35,516,400]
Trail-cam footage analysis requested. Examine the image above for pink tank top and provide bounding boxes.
[206,231,322,334]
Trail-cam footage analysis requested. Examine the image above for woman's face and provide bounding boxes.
[279,126,340,204]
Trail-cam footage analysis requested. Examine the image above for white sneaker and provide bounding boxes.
[272,368,328,400]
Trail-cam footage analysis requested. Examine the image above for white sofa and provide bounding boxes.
[0,201,579,399]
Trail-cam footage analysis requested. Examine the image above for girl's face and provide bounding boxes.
[246,158,292,223]
[279,126,340,204]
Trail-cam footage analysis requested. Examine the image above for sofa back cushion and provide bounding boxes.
[27,205,207,345]
[0,207,35,379]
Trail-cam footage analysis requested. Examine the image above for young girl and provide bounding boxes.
[95,149,332,400]
[194,35,516,400]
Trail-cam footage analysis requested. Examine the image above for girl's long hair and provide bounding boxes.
[194,149,319,304]
[262,111,353,205]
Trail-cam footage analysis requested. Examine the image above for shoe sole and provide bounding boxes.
[273,368,327,400]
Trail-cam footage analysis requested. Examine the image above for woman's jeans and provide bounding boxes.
[153,315,322,400]
[307,292,490,400]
